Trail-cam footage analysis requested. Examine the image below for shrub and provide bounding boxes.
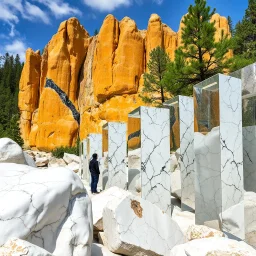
[52,138,80,159]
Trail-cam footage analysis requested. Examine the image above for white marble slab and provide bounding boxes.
[87,134,103,187]
[231,63,256,193]
[128,106,171,215]
[82,139,88,181]
[106,122,127,189]
[164,96,195,212]
[194,74,244,240]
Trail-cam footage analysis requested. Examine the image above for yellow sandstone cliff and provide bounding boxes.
[19,13,230,151]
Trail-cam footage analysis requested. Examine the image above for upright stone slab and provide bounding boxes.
[164,96,195,212]
[87,134,103,187]
[194,74,244,239]
[127,106,171,215]
[81,139,88,181]
[231,63,256,193]
[79,141,83,178]
[103,122,127,190]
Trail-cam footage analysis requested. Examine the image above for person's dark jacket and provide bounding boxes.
[89,158,100,175]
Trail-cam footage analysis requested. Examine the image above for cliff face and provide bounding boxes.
[19,14,230,151]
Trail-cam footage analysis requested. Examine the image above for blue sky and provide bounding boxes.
[0,0,248,62]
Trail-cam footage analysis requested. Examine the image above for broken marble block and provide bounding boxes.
[169,237,256,256]
[92,243,122,256]
[172,207,195,236]
[63,153,80,164]
[186,225,224,242]
[103,193,184,256]
[245,191,256,248]
[0,238,53,256]
[91,186,131,231]
[0,163,93,256]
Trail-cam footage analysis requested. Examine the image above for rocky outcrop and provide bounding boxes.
[34,18,90,151]
[18,49,41,148]
[19,14,230,150]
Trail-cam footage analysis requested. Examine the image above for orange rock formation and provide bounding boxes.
[19,13,230,151]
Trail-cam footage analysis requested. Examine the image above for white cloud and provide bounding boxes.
[0,0,81,38]
[24,1,50,24]
[0,3,19,23]
[4,40,27,62]
[34,0,81,18]
[83,0,132,12]
[153,0,164,4]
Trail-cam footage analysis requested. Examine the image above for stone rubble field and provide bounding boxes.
[0,138,256,256]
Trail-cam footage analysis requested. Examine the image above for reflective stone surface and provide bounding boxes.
[194,74,244,239]
[231,63,256,193]
[164,96,195,212]
[87,134,103,187]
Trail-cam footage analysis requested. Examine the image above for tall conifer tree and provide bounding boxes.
[164,0,231,95]
[140,46,171,105]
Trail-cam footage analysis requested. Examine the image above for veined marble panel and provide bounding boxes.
[164,96,195,212]
[88,134,103,187]
[82,139,89,181]
[105,122,127,189]
[231,63,256,193]
[194,74,244,240]
[128,106,171,215]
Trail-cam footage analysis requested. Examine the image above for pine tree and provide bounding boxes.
[164,0,232,95]
[228,16,234,37]
[94,29,99,36]
[0,52,23,146]
[234,0,256,61]
[140,46,171,105]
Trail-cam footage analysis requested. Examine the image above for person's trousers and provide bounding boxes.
[91,174,99,193]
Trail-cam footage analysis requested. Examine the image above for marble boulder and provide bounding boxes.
[35,156,49,167]
[172,207,195,236]
[0,238,53,256]
[245,191,256,248]
[63,153,80,164]
[0,138,27,165]
[169,237,256,256]
[103,193,184,256]
[0,163,93,256]
[91,187,131,231]
[186,225,224,241]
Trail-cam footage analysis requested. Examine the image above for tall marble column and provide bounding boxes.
[231,63,256,193]
[128,106,171,215]
[103,122,127,189]
[194,74,244,239]
[164,96,195,212]
[87,134,103,188]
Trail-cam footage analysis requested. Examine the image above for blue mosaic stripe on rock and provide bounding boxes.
[45,78,80,124]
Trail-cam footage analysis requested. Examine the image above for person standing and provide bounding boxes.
[89,153,100,194]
